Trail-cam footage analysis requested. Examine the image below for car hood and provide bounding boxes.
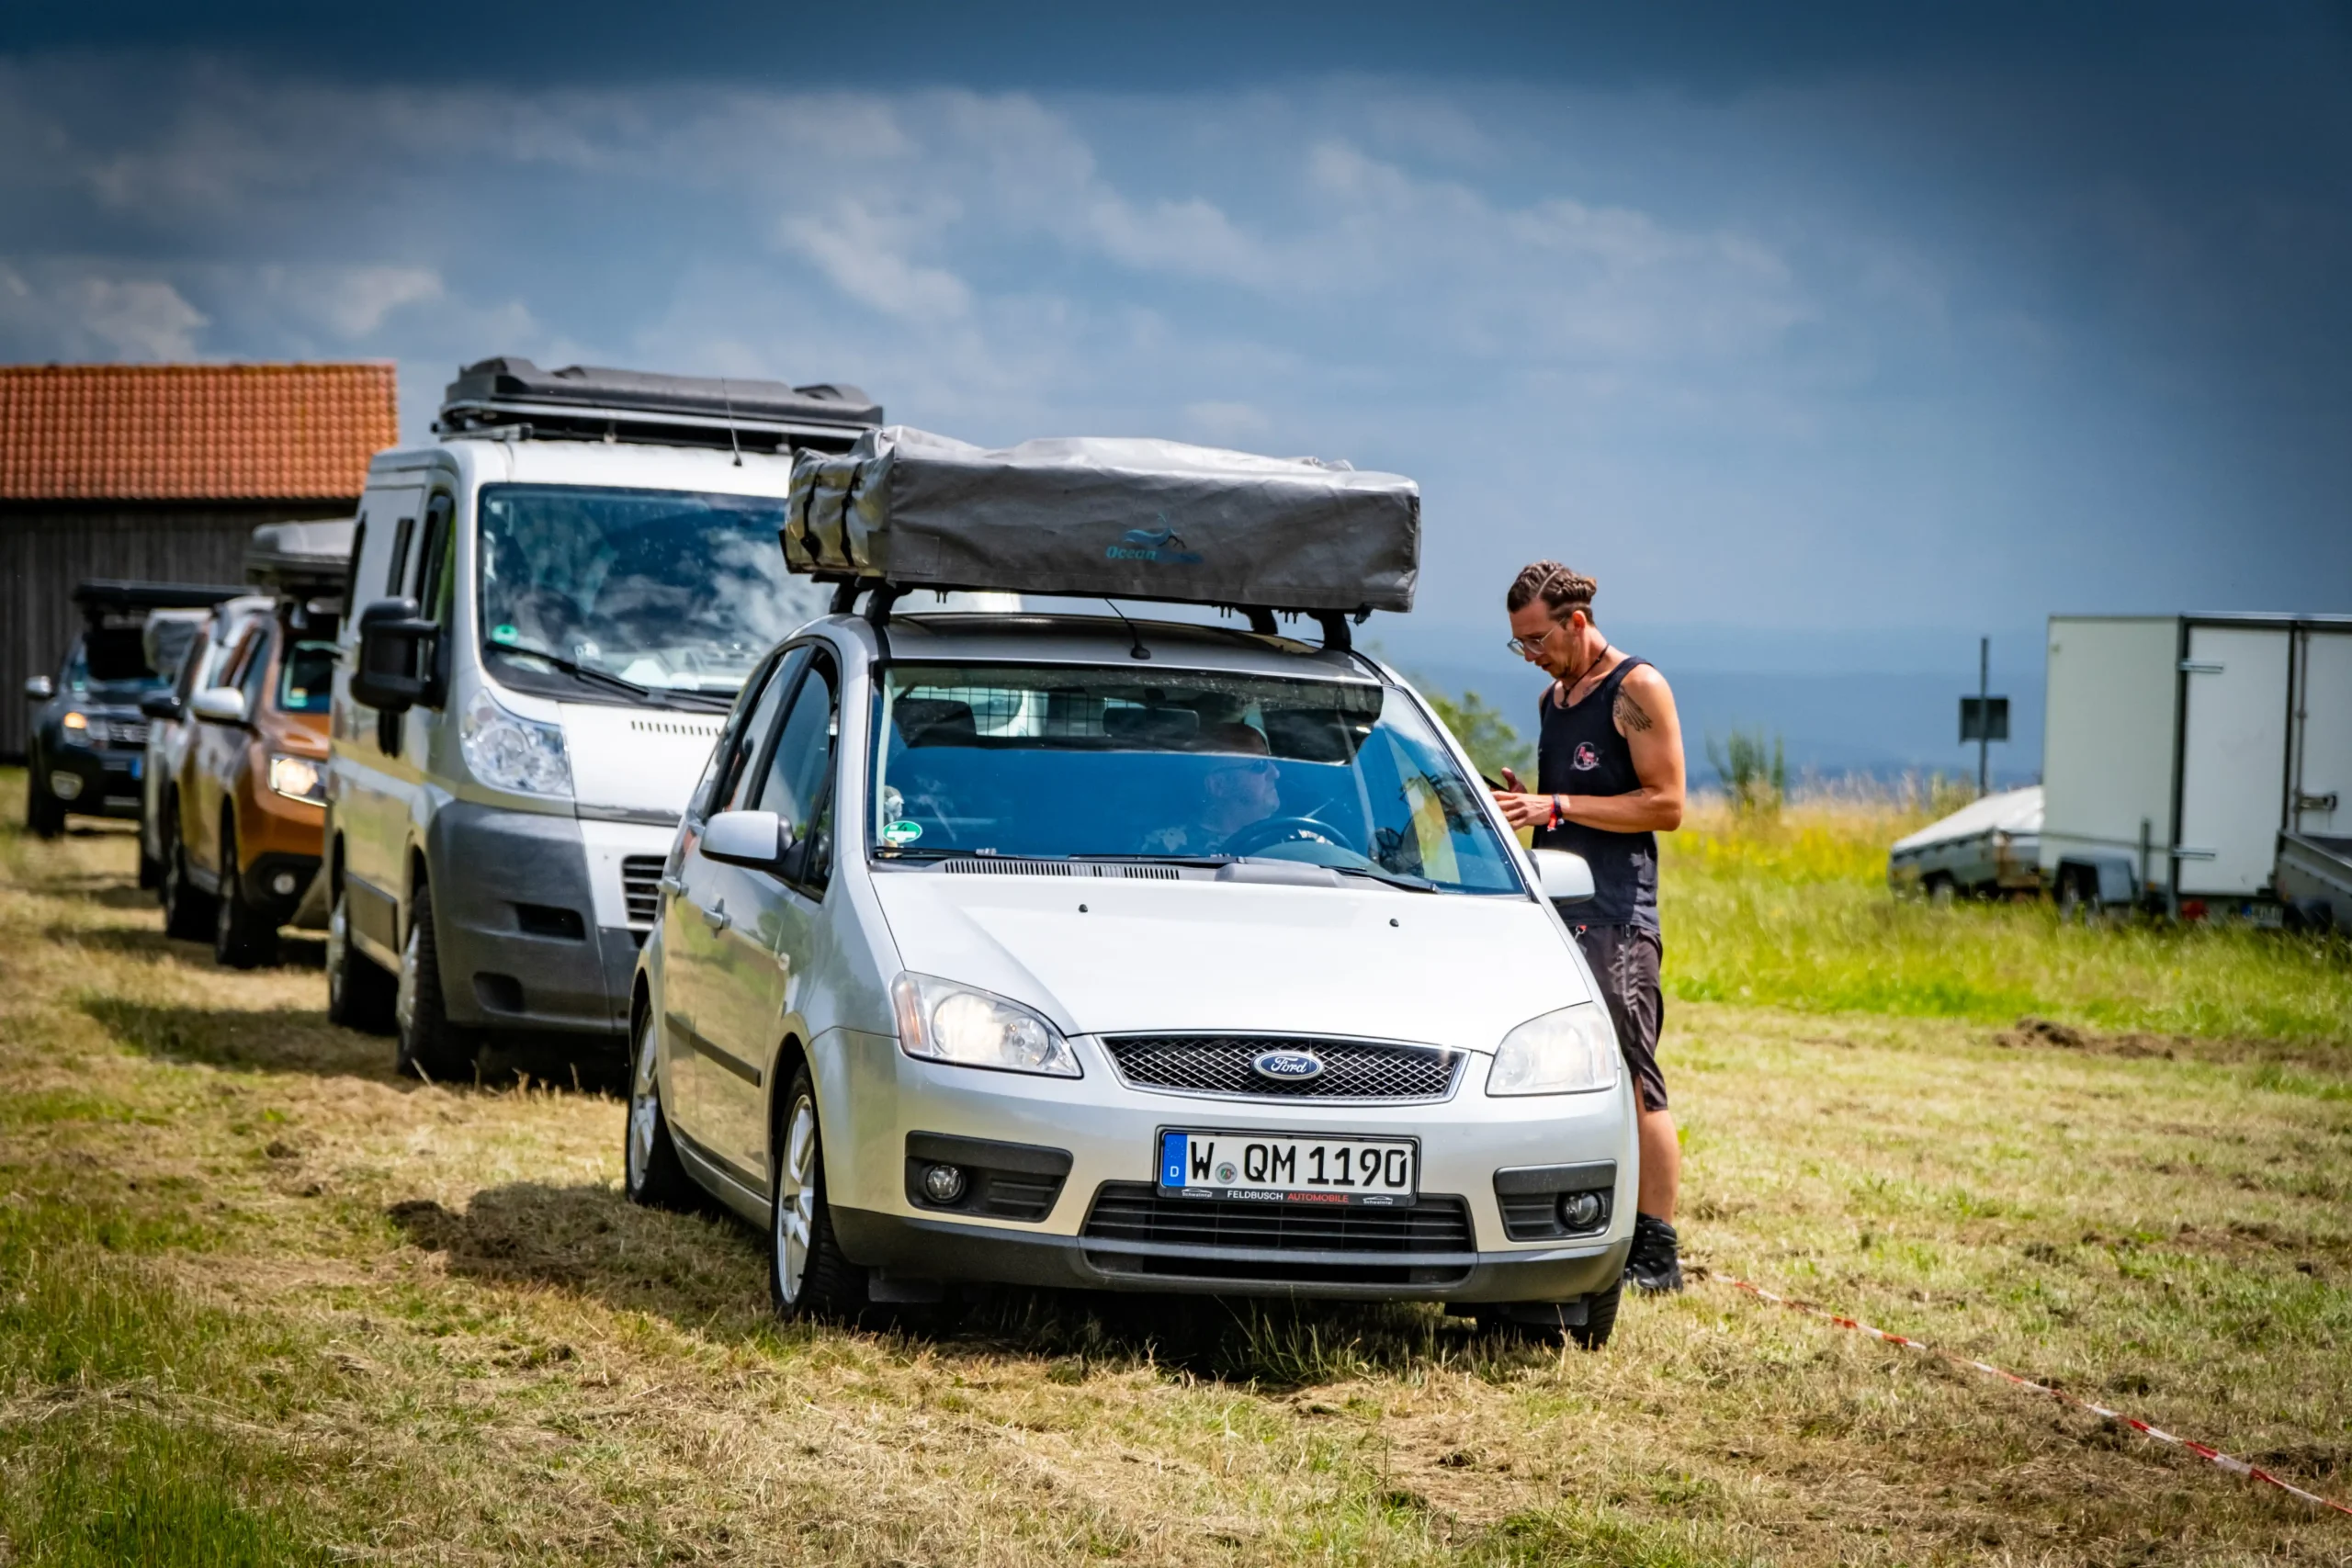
[557,702,729,817]
[866,871,1592,1055]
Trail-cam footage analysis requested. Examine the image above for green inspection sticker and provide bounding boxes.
[880,819,923,846]
[492,624,520,644]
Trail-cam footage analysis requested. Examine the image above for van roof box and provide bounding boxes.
[437,357,882,453]
[72,580,247,624]
[785,428,1419,648]
[245,518,356,594]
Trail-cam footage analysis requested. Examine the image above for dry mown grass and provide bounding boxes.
[2,782,2348,1564]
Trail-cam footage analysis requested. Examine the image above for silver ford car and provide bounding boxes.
[626,609,1637,1344]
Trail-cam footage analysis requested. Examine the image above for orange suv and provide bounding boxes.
[157,522,350,967]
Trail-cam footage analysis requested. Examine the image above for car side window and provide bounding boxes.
[752,656,839,890]
[707,647,808,818]
[238,626,277,713]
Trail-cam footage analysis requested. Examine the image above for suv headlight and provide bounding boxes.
[891,973,1080,1077]
[459,687,571,798]
[266,753,326,805]
[1487,1002,1620,1096]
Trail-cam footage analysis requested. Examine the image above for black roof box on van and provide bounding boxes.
[437,357,882,454]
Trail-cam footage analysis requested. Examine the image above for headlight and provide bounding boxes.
[459,687,571,798]
[891,972,1080,1077]
[266,753,326,805]
[1487,1002,1620,1096]
[60,710,88,739]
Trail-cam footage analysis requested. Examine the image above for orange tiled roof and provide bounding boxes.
[0,362,397,502]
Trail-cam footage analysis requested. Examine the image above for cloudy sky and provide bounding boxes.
[5,4,2346,773]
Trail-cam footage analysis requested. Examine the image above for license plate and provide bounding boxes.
[1157,1129,1418,1206]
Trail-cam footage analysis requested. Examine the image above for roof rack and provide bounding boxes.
[435,357,882,454]
[73,580,248,619]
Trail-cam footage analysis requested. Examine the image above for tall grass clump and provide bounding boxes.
[1661,794,2352,1044]
[1705,729,1786,816]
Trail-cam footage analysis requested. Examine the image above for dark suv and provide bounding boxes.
[22,582,241,838]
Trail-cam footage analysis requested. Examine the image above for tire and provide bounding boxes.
[25,765,65,839]
[326,881,398,1034]
[769,1064,874,1325]
[1923,873,1957,907]
[212,823,279,969]
[624,1009,696,1211]
[394,878,478,1082]
[160,808,217,941]
[1483,1280,1621,1350]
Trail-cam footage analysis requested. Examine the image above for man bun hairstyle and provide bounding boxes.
[1506,560,1598,623]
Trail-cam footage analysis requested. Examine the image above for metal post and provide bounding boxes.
[1977,636,1990,797]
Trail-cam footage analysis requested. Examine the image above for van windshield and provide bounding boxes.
[871,663,1525,896]
[477,484,819,703]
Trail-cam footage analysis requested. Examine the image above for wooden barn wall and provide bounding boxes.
[3,502,354,760]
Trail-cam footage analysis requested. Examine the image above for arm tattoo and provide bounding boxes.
[1614,689,1654,734]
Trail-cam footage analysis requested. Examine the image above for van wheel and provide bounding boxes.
[212,824,278,969]
[25,766,65,839]
[770,1065,873,1325]
[625,1010,695,1211]
[327,883,398,1033]
[1923,872,1957,906]
[161,812,217,941]
[394,878,477,1081]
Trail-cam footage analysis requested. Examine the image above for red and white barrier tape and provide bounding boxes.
[1704,1271,2352,1519]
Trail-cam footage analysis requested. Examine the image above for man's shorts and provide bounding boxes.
[1559,917,1668,1113]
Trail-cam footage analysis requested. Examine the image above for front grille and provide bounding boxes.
[1102,1035,1459,1101]
[620,855,664,927]
[1081,1184,1475,1285]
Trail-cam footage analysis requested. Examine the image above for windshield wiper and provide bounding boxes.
[1328,863,1439,894]
[488,646,732,712]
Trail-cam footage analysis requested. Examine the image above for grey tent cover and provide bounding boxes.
[785,427,1419,613]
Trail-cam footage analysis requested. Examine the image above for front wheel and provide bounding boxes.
[769,1065,873,1325]
[160,811,217,941]
[24,766,64,840]
[394,878,477,1082]
[326,883,398,1033]
[212,825,278,969]
[1480,1280,1621,1350]
[624,1010,696,1211]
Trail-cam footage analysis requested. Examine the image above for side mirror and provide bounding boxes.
[1532,848,1596,906]
[23,675,54,703]
[701,808,794,868]
[191,687,249,726]
[140,693,186,722]
[350,597,434,713]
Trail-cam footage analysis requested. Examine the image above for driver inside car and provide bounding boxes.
[1140,722,1283,857]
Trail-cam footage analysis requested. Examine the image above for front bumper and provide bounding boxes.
[814,1026,1641,1303]
[424,801,664,1040]
[44,745,143,818]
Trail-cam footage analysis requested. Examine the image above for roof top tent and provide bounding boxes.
[2041,613,2352,912]
[783,427,1420,649]
[436,358,883,455]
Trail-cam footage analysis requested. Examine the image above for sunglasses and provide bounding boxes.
[1505,626,1560,657]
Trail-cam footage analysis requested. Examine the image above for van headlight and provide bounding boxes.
[266,753,326,805]
[891,973,1080,1078]
[1487,1002,1620,1096]
[459,687,572,798]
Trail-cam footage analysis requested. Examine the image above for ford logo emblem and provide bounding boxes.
[1251,1049,1325,1082]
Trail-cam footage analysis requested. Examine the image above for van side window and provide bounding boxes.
[342,522,367,622]
[238,626,277,714]
[384,515,415,596]
[752,656,839,889]
[415,493,454,617]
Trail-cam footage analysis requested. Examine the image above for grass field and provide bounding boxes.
[2,773,2348,1564]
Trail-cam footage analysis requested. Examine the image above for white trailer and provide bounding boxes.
[2040,614,2352,918]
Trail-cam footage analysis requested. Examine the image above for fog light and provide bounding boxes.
[271,871,299,896]
[921,1163,967,1204]
[49,772,83,800]
[1558,1190,1605,1231]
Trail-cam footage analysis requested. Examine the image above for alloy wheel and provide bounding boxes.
[394,922,420,1036]
[627,1019,662,1194]
[773,1097,819,1307]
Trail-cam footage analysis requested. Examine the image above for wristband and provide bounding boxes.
[1549,795,1565,829]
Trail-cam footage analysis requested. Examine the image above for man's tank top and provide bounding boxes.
[1533,655,1660,931]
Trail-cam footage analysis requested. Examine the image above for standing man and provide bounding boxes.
[1491,562,1688,1293]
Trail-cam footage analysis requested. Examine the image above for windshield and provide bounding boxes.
[278,640,336,714]
[870,663,1525,896]
[65,626,165,696]
[477,484,821,700]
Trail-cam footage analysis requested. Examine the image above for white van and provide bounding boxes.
[325,360,879,1077]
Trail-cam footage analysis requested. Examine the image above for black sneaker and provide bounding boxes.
[1623,1212,1685,1295]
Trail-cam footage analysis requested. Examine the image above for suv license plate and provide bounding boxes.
[1157,1130,1418,1206]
